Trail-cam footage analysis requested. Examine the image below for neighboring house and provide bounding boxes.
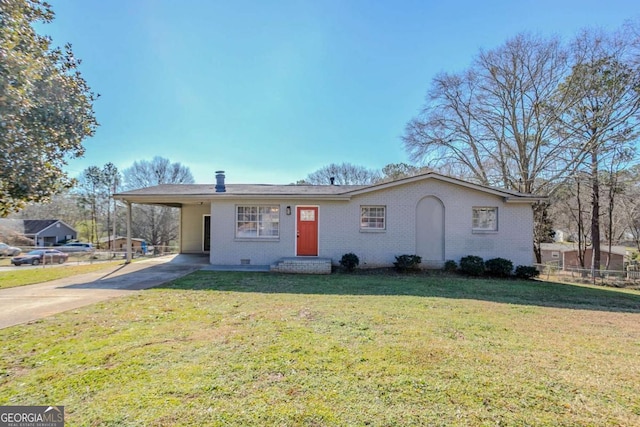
[0,219,77,247]
[114,171,544,270]
[98,235,147,253]
[540,243,631,271]
[539,243,567,266]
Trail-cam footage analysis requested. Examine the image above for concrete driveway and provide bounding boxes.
[0,254,209,329]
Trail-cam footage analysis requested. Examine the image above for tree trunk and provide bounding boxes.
[605,172,615,270]
[590,150,600,278]
[533,202,552,264]
[576,177,586,268]
[106,202,111,251]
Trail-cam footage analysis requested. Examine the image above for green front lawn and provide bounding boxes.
[0,261,127,289]
[1,271,639,426]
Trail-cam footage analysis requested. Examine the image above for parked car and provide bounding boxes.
[11,249,69,266]
[0,243,21,257]
[58,242,94,253]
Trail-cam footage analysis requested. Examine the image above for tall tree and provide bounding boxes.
[73,163,121,245]
[551,174,591,268]
[554,25,640,274]
[0,0,98,216]
[620,167,640,251]
[102,162,121,248]
[601,148,634,268]
[77,166,105,244]
[303,163,381,185]
[123,157,194,247]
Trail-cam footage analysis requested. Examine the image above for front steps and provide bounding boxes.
[270,257,332,274]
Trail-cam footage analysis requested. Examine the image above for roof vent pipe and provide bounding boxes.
[329,176,335,185]
[215,171,226,193]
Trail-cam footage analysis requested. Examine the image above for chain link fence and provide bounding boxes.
[535,261,640,287]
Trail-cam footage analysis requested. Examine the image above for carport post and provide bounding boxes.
[126,201,132,264]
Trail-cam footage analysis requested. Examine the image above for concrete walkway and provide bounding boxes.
[0,254,209,329]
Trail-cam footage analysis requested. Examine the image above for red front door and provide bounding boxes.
[296,206,318,256]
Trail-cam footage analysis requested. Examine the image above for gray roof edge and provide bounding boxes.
[33,219,77,236]
[0,219,77,235]
[343,172,547,201]
[114,193,354,202]
[113,173,546,201]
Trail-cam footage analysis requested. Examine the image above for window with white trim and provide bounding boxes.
[236,206,279,238]
[361,206,386,230]
[472,207,498,231]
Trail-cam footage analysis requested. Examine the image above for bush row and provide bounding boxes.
[340,253,424,273]
[448,256,539,279]
[339,252,538,279]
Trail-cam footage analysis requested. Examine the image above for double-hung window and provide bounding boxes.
[236,206,280,238]
[361,206,386,230]
[472,207,498,231]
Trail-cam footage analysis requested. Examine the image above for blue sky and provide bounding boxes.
[44,0,637,185]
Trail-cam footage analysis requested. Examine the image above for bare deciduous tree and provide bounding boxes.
[124,156,194,188]
[553,25,640,274]
[74,163,122,245]
[602,149,634,268]
[403,33,575,194]
[620,174,640,251]
[8,192,83,226]
[77,166,105,244]
[123,157,194,248]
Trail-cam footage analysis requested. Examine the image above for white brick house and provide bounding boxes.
[115,172,544,270]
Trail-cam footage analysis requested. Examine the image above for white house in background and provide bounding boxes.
[553,229,574,243]
[114,171,545,272]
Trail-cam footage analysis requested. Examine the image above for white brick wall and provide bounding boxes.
[181,178,535,268]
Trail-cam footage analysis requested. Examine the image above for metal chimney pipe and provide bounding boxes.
[215,171,226,193]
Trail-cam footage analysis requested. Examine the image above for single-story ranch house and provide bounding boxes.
[114,171,545,272]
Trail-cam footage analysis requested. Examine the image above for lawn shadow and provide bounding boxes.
[155,270,640,314]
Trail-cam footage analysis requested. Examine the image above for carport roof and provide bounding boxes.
[116,183,365,196]
[113,183,366,206]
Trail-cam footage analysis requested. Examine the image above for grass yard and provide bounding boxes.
[1,271,639,426]
[0,261,127,289]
